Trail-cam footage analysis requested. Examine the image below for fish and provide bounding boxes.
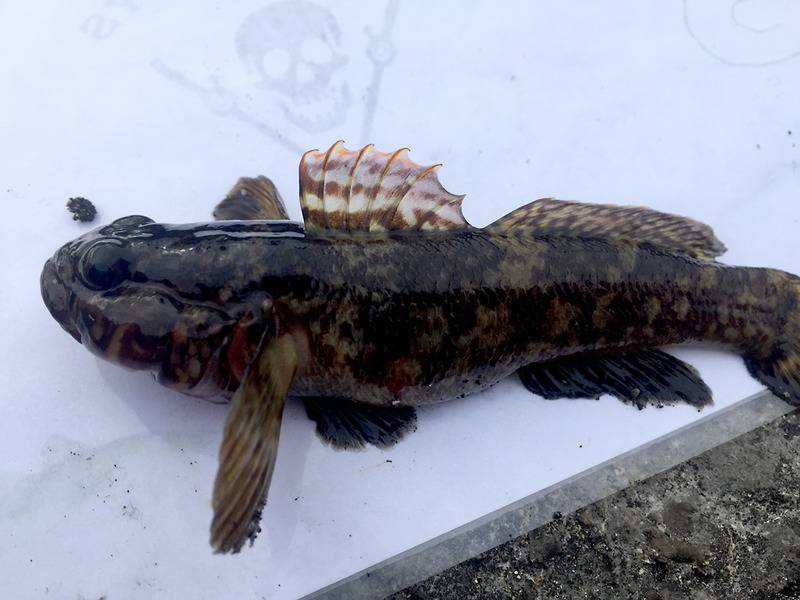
[40,141,800,553]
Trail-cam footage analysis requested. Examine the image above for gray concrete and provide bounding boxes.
[308,393,794,600]
[391,408,800,600]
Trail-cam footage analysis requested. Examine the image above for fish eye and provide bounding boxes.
[79,241,132,291]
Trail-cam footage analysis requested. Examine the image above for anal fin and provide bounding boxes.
[214,176,290,221]
[303,397,417,450]
[210,333,297,554]
[518,349,712,409]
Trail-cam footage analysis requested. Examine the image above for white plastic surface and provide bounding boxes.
[1,2,799,599]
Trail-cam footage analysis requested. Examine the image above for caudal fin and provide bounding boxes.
[744,277,800,406]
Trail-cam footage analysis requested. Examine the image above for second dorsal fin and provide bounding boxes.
[299,141,469,233]
[485,198,727,260]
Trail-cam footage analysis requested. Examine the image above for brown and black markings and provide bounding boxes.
[40,141,800,554]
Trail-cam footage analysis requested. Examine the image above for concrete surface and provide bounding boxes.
[390,409,800,600]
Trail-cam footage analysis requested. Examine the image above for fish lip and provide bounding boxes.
[41,255,81,343]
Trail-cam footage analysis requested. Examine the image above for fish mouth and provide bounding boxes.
[41,256,81,343]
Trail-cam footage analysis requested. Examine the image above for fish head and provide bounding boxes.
[41,215,246,395]
[42,215,175,367]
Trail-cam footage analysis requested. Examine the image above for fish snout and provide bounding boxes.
[41,254,81,343]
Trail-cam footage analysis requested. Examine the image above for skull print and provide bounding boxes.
[236,1,351,132]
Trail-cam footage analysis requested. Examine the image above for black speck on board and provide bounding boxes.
[66,197,97,222]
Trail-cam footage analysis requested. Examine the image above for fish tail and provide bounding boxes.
[743,271,800,405]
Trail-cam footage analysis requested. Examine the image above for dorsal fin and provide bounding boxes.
[214,176,290,221]
[299,141,469,233]
[484,198,727,260]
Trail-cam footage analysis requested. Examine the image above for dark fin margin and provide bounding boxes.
[303,397,417,450]
[518,349,713,409]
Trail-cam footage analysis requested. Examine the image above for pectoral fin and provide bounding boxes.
[518,350,712,409]
[210,333,297,554]
[214,176,290,221]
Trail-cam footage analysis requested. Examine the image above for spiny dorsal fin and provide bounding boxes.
[485,198,727,260]
[299,141,468,233]
[214,176,290,221]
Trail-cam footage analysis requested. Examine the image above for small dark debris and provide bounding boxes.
[66,197,97,222]
[645,528,707,564]
[662,500,696,533]
[789,130,793,136]
[576,509,594,527]
[247,495,267,547]
[552,511,563,521]
[386,459,393,463]
[528,534,563,564]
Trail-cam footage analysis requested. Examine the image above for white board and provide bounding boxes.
[1,2,798,598]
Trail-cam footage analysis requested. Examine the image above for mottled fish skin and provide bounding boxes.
[40,217,797,406]
[268,230,792,405]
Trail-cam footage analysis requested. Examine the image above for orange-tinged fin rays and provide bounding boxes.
[214,176,290,221]
[210,333,298,554]
[299,141,469,233]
